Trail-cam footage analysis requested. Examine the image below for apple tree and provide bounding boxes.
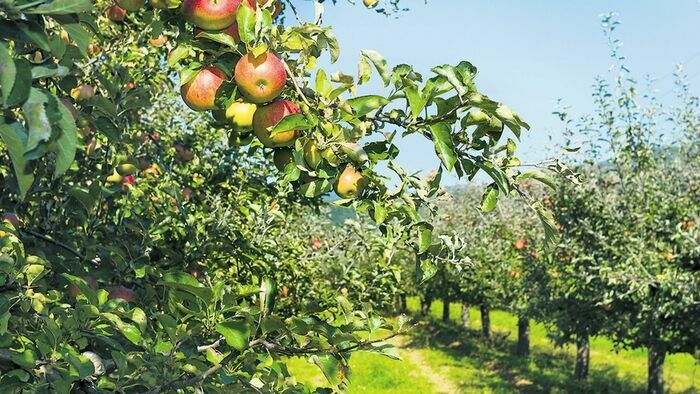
[543,14,700,392]
[0,0,546,391]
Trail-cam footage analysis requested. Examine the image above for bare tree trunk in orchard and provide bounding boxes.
[647,343,666,394]
[442,300,450,321]
[480,304,492,341]
[574,335,590,380]
[461,302,470,329]
[420,297,432,316]
[400,294,407,312]
[516,316,530,357]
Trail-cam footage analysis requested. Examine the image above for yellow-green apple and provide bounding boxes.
[234,51,287,103]
[252,100,301,147]
[225,101,257,132]
[116,163,138,176]
[182,0,241,30]
[180,66,226,111]
[116,0,144,11]
[70,85,95,101]
[108,286,137,303]
[363,0,378,8]
[107,4,127,22]
[334,166,367,199]
[69,276,98,298]
[106,171,123,184]
[304,140,321,169]
[273,148,293,171]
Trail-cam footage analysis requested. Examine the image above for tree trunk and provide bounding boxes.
[574,335,590,380]
[460,302,470,329]
[647,343,665,394]
[480,304,492,340]
[420,297,432,316]
[400,294,407,312]
[516,316,530,357]
[442,300,450,321]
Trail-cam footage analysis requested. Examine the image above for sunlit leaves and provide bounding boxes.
[429,123,457,171]
[216,320,251,351]
[361,50,390,86]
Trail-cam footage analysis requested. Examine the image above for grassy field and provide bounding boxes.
[286,299,699,393]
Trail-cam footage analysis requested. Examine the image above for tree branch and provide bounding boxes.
[20,228,87,261]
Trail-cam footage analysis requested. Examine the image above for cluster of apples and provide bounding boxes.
[104,0,368,199]
[179,0,368,199]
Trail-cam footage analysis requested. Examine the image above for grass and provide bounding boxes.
[285,346,439,393]
[286,298,699,393]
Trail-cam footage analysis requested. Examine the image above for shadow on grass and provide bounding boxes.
[404,315,647,394]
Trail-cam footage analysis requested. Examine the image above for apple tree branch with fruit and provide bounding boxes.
[0,0,554,392]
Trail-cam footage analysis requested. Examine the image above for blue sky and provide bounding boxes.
[293,1,700,185]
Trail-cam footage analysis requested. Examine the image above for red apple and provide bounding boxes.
[252,100,301,147]
[69,276,98,298]
[149,34,168,47]
[2,212,21,229]
[180,66,226,111]
[234,51,287,104]
[514,239,528,250]
[182,0,242,30]
[108,286,137,303]
[107,4,127,22]
[194,21,240,43]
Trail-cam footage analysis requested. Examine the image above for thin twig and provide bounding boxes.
[20,228,87,261]
[282,60,312,108]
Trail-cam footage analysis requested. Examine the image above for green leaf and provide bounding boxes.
[53,96,77,177]
[361,49,390,86]
[269,114,312,136]
[299,178,333,198]
[194,30,238,48]
[402,78,426,119]
[415,223,433,254]
[11,350,36,370]
[22,88,52,153]
[361,342,401,360]
[237,4,256,44]
[310,354,347,387]
[534,202,559,250]
[62,274,98,305]
[102,313,142,345]
[429,122,457,171]
[167,45,192,67]
[476,161,510,193]
[0,121,34,199]
[0,52,32,107]
[346,95,389,117]
[0,42,16,106]
[518,170,557,190]
[216,320,251,351]
[24,0,92,15]
[480,184,499,212]
[432,64,468,97]
[55,17,91,57]
[259,277,276,315]
[30,64,69,79]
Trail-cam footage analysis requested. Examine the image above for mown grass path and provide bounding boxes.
[287,299,699,393]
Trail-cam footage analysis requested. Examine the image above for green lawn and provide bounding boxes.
[286,299,699,393]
